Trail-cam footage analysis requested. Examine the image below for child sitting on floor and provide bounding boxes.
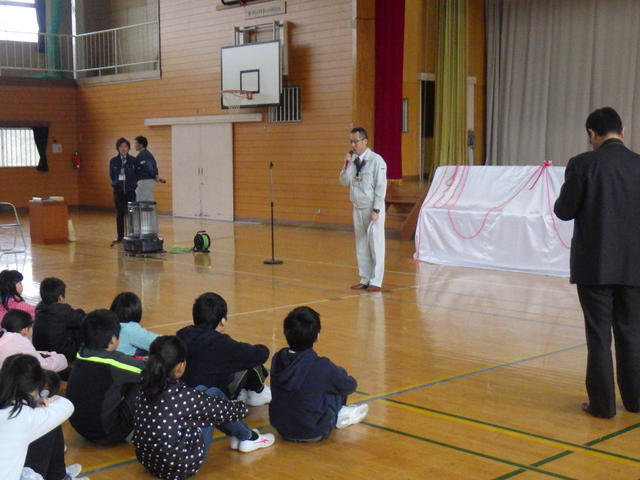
[0,354,87,480]
[34,277,85,365]
[269,306,368,442]
[0,309,68,373]
[177,292,271,406]
[109,292,158,356]
[0,270,36,321]
[133,336,274,479]
[66,309,145,445]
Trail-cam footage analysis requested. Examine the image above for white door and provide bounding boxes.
[172,123,234,220]
[200,123,233,221]
[172,124,202,218]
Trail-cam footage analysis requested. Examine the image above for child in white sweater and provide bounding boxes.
[0,354,87,480]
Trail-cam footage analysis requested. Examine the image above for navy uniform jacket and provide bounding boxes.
[109,154,138,192]
[136,148,158,180]
[554,138,640,285]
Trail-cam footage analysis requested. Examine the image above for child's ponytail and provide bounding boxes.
[140,336,186,403]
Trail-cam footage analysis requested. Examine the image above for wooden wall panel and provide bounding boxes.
[77,0,357,225]
[0,84,79,207]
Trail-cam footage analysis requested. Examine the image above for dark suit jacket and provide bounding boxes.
[554,138,640,285]
[109,154,138,192]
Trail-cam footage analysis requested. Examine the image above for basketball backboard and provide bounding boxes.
[221,40,281,108]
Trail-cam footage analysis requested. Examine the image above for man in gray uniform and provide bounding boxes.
[339,127,387,292]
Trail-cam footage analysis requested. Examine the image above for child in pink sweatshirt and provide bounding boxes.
[0,310,67,372]
[0,270,36,321]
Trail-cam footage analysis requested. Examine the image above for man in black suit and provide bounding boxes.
[555,107,640,418]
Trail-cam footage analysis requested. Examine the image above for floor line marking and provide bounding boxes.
[82,424,273,475]
[150,282,438,330]
[383,399,640,467]
[362,421,576,480]
[491,422,640,479]
[151,284,582,331]
[357,343,586,402]
[382,295,583,330]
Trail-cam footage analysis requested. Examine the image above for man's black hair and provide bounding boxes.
[350,127,368,140]
[135,136,148,148]
[116,137,131,151]
[586,107,623,137]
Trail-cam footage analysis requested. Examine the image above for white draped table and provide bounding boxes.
[414,164,573,276]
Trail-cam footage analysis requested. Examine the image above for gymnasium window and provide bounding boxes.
[0,128,40,167]
[0,0,38,43]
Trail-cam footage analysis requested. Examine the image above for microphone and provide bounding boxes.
[345,150,354,169]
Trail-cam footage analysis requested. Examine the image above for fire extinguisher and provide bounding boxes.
[72,151,81,169]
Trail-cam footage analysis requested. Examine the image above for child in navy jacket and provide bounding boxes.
[177,293,271,406]
[269,306,368,441]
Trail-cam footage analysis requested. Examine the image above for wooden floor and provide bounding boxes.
[2,211,640,479]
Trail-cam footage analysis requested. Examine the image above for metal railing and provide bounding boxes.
[0,21,159,78]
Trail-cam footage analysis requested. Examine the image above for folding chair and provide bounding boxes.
[0,202,27,253]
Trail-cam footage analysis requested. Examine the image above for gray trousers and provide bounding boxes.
[353,207,385,287]
[135,178,156,202]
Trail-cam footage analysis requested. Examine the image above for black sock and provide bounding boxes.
[249,431,259,441]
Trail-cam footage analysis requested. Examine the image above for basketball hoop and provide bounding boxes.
[222,89,253,112]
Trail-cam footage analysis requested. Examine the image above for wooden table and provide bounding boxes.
[28,200,68,244]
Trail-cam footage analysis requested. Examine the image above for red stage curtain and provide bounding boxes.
[374,0,405,180]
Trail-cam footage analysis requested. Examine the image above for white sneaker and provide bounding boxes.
[66,464,82,478]
[336,403,369,429]
[245,385,272,407]
[238,431,275,453]
[230,428,261,450]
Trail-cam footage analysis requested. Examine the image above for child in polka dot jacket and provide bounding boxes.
[133,336,275,480]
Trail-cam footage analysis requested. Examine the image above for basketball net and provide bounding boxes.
[222,90,253,113]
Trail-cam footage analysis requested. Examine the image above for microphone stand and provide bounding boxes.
[263,161,283,265]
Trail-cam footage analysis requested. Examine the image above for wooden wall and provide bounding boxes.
[77,0,357,226]
[0,82,79,207]
[0,0,487,224]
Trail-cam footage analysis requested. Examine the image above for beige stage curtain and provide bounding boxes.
[486,0,640,166]
[432,0,468,177]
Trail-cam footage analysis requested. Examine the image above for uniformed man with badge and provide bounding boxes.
[339,127,387,292]
[109,137,139,246]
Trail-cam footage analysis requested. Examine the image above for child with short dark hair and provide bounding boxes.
[176,292,271,406]
[0,309,68,373]
[34,277,85,364]
[0,270,36,321]
[66,309,145,445]
[110,292,158,356]
[134,336,274,479]
[269,306,368,442]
